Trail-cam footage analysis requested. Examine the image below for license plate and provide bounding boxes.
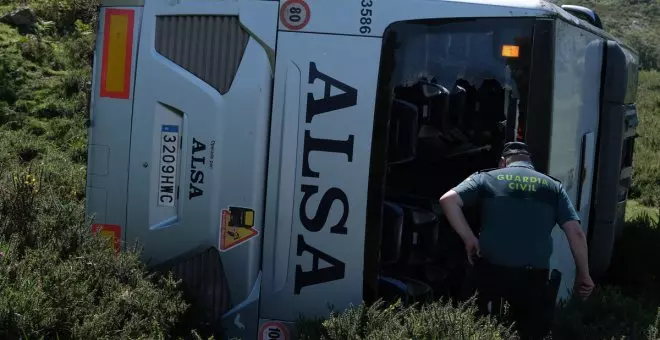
[158,124,179,207]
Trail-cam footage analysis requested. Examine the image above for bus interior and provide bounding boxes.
[374,18,537,304]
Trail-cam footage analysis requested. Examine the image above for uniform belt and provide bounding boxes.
[475,258,550,278]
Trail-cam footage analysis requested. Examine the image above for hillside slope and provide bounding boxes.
[553,0,660,70]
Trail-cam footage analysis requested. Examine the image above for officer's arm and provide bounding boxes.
[439,174,481,244]
[557,187,590,278]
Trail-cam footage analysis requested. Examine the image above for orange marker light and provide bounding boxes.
[501,45,520,58]
[100,9,135,99]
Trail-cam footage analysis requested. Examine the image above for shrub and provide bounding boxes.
[295,287,660,340]
[0,25,30,106]
[27,0,100,36]
[628,71,660,207]
[601,208,660,307]
[552,286,659,340]
[0,168,190,339]
[605,215,660,305]
[0,6,93,121]
[296,297,518,340]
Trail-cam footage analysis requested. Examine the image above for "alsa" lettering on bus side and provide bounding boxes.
[189,138,206,199]
[294,62,357,294]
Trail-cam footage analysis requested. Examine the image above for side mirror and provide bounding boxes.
[387,99,419,165]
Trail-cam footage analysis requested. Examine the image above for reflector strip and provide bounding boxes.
[92,224,122,253]
[100,9,135,99]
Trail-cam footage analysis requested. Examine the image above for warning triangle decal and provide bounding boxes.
[220,208,259,251]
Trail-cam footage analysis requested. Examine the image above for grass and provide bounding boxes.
[630,71,660,207]
[551,0,660,70]
[626,200,659,224]
[0,0,658,338]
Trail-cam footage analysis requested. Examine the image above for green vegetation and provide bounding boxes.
[625,199,659,223]
[0,172,188,339]
[296,298,518,340]
[0,1,196,338]
[296,287,660,340]
[630,71,660,206]
[552,0,660,70]
[0,0,658,338]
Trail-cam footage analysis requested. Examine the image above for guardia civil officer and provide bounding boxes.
[438,142,595,340]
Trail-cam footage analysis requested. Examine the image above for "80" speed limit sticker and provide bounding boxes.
[279,0,311,31]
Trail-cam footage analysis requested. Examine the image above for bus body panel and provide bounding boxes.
[87,5,143,250]
[121,0,278,320]
[588,41,639,279]
[260,29,382,322]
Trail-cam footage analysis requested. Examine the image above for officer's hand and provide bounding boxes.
[574,273,595,298]
[465,237,481,266]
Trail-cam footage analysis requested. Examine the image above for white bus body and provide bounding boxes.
[86,0,639,338]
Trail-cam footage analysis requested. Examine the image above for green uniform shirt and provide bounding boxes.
[451,161,580,269]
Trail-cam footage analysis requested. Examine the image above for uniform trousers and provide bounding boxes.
[472,258,560,340]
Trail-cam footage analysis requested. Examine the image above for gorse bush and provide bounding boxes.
[0,168,190,339]
[296,297,518,340]
[295,287,660,340]
[601,210,660,308]
[553,286,660,340]
[0,2,200,338]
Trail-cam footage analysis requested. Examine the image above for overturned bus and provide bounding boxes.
[85,0,640,338]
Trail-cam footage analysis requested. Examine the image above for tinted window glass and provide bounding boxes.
[384,18,535,162]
